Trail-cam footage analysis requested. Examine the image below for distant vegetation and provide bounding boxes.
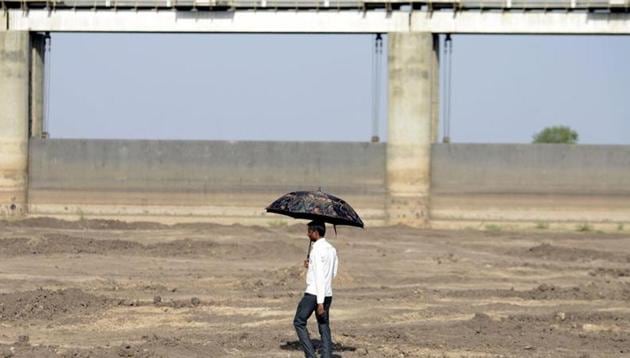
[576,223,592,232]
[532,126,579,144]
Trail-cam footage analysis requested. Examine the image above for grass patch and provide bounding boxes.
[618,223,625,232]
[535,222,549,230]
[268,220,288,228]
[484,224,502,232]
[576,223,592,232]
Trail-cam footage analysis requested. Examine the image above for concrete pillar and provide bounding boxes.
[30,33,46,138]
[0,32,30,216]
[430,35,440,143]
[386,32,438,226]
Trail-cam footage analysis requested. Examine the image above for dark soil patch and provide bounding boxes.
[523,243,630,263]
[355,311,630,357]
[0,335,219,358]
[444,282,630,301]
[0,218,166,231]
[589,267,630,278]
[0,235,302,258]
[241,265,305,291]
[0,218,273,234]
[0,288,111,321]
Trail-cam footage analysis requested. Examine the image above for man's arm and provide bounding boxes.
[311,248,326,311]
[333,249,338,278]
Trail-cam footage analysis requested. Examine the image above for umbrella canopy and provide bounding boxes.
[266,190,364,228]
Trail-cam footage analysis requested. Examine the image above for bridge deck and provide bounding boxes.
[3,0,630,33]
[3,0,629,10]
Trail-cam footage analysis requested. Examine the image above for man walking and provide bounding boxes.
[293,220,338,358]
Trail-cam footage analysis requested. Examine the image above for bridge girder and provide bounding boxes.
[5,8,630,34]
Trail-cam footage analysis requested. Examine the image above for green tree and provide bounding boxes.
[532,125,578,144]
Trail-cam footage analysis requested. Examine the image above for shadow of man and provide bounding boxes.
[280,339,357,357]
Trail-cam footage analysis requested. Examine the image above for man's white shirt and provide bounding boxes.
[305,238,338,304]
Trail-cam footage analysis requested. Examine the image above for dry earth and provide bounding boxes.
[0,218,628,357]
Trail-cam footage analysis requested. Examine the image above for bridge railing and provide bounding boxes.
[3,0,363,8]
[457,0,627,8]
[3,0,628,9]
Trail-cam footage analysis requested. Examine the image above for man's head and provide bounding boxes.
[307,221,326,241]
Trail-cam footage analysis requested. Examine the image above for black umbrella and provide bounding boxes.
[266,190,364,258]
[266,190,364,228]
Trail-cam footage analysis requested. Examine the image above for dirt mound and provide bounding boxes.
[444,282,630,301]
[462,312,502,335]
[242,265,305,291]
[172,222,271,235]
[136,334,222,356]
[0,237,38,256]
[242,264,354,293]
[0,217,80,230]
[365,310,630,356]
[0,235,301,259]
[268,265,305,286]
[77,219,166,231]
[0,336,219,358]
[147,239,235,257]
[519,283,592,300]
[524,243,629,262]
[589,267,630,278]
[524,282,630,301]
[150,296,204,309]
[146,237,302,259]
[0,235,144,256]
[0,218,167,231]
[0,288,111,321]
[0,343,58,358]
[506,310,630,325]
[0,218,280,233]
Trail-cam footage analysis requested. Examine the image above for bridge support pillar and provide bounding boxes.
[30,33,46,139]
[0,31,30,217]
[386,32,439,227]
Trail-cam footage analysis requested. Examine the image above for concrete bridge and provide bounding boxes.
[1,1,629,226]
[4,0,630,33]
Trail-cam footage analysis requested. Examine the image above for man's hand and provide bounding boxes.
[316,304,325,317]
[303,260,309,269]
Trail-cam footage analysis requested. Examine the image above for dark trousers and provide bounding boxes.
[293,293,333,358]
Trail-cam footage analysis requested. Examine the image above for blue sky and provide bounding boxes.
[47,33,629,144]
[449,35,630,145]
